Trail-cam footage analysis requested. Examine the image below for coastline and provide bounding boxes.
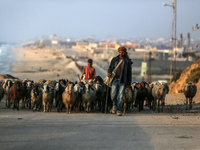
[8,46,82,82]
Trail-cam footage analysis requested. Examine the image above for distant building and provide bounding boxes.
[99,41,117,48]
[121,42,140,49]
[72,42,88,49]
[85,43,98,51]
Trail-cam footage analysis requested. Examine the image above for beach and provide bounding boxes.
[9,46,82,82]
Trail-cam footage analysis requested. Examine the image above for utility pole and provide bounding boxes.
[163,0,177,82]
[174,0,177,77]
[142,43,147,81]
[147,52,152,82]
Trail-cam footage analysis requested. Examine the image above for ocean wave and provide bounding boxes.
[0,43,18,74]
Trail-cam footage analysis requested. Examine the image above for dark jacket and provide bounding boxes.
[108,55,132,86]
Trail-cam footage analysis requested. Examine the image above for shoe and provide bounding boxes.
[111,105,117,114]
[117,111,122,116]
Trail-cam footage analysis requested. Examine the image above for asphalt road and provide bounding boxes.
[1,103,200,150]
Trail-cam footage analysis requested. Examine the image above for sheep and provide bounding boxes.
[31,83,43,111]
[146,83,154,109]
[0,82,4,102]
[62,83,77,113]
[183,82,197,110]
[152,83,168,112]
[54,81,65,112]
[134,81,147,111]
[82,83,96,113]
[21,79,34,109]
[73,83,83,112]
[9,80,24,110]
[122,82,138,114]
[93,81,103,112]
[42,84,54,112]
[3,79,13,108]
[131,82,138,105]
[122,88,133,114]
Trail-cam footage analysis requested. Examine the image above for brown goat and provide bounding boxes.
[31,83,43,111]
[9,80,23,110]
[62,83,76,114]
[3,79,13,108]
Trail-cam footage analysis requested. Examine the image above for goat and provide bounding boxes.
[73,83,83,112]
[9,80,23,110]
[183,82,197,110]
[146,83,154,109]
[134,82,147,111]
[0,82,4,102]
[101,84,112,113]
[122,87,133,114]
[3,79,13,108]
[62,83,77,113]
[82,83,96,112]
[21,79,34,109]
[42,84,54,112]
[31,83,43,111]
[152,83,168,112]
[54,81,65,112]
[93,81,103,112]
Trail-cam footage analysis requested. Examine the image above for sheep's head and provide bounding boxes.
[88,79,93,86]
[85,84,89,93]
[94,82,102,92]
[65,83,74,95]
[43,84,49,93]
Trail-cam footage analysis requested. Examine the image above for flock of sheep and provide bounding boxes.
[0,76,197,114]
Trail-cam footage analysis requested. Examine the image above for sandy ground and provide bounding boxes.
[9,46,82,82]
[1,46,200,149]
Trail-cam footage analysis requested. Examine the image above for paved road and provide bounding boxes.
[1,105,200,150]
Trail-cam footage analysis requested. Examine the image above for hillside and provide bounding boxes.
[169,59,200,103]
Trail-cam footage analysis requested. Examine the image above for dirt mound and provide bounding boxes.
[169,59,200,103]
[0,74,18,80]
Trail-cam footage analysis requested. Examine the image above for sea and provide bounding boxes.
[0,43,18,74]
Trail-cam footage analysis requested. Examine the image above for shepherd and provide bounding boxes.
[80,59,96,81]
[107,46,132,116]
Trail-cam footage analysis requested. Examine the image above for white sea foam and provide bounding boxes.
[0,43,17,73]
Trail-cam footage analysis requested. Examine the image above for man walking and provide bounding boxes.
[107,46,132,116]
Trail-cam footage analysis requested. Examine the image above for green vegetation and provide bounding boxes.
[171,70,182,83]
[176,136,193,139]
[186,67,200,83]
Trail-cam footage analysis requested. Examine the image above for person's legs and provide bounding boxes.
[116,83,125,113]
[111,79,119,113]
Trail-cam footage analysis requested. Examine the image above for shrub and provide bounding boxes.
[186,67,200,83]
[171,70,182,83]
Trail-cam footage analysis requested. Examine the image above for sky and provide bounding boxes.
[0,0,199,42]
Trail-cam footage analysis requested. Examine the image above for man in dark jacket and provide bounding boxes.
[107,46,132,116]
